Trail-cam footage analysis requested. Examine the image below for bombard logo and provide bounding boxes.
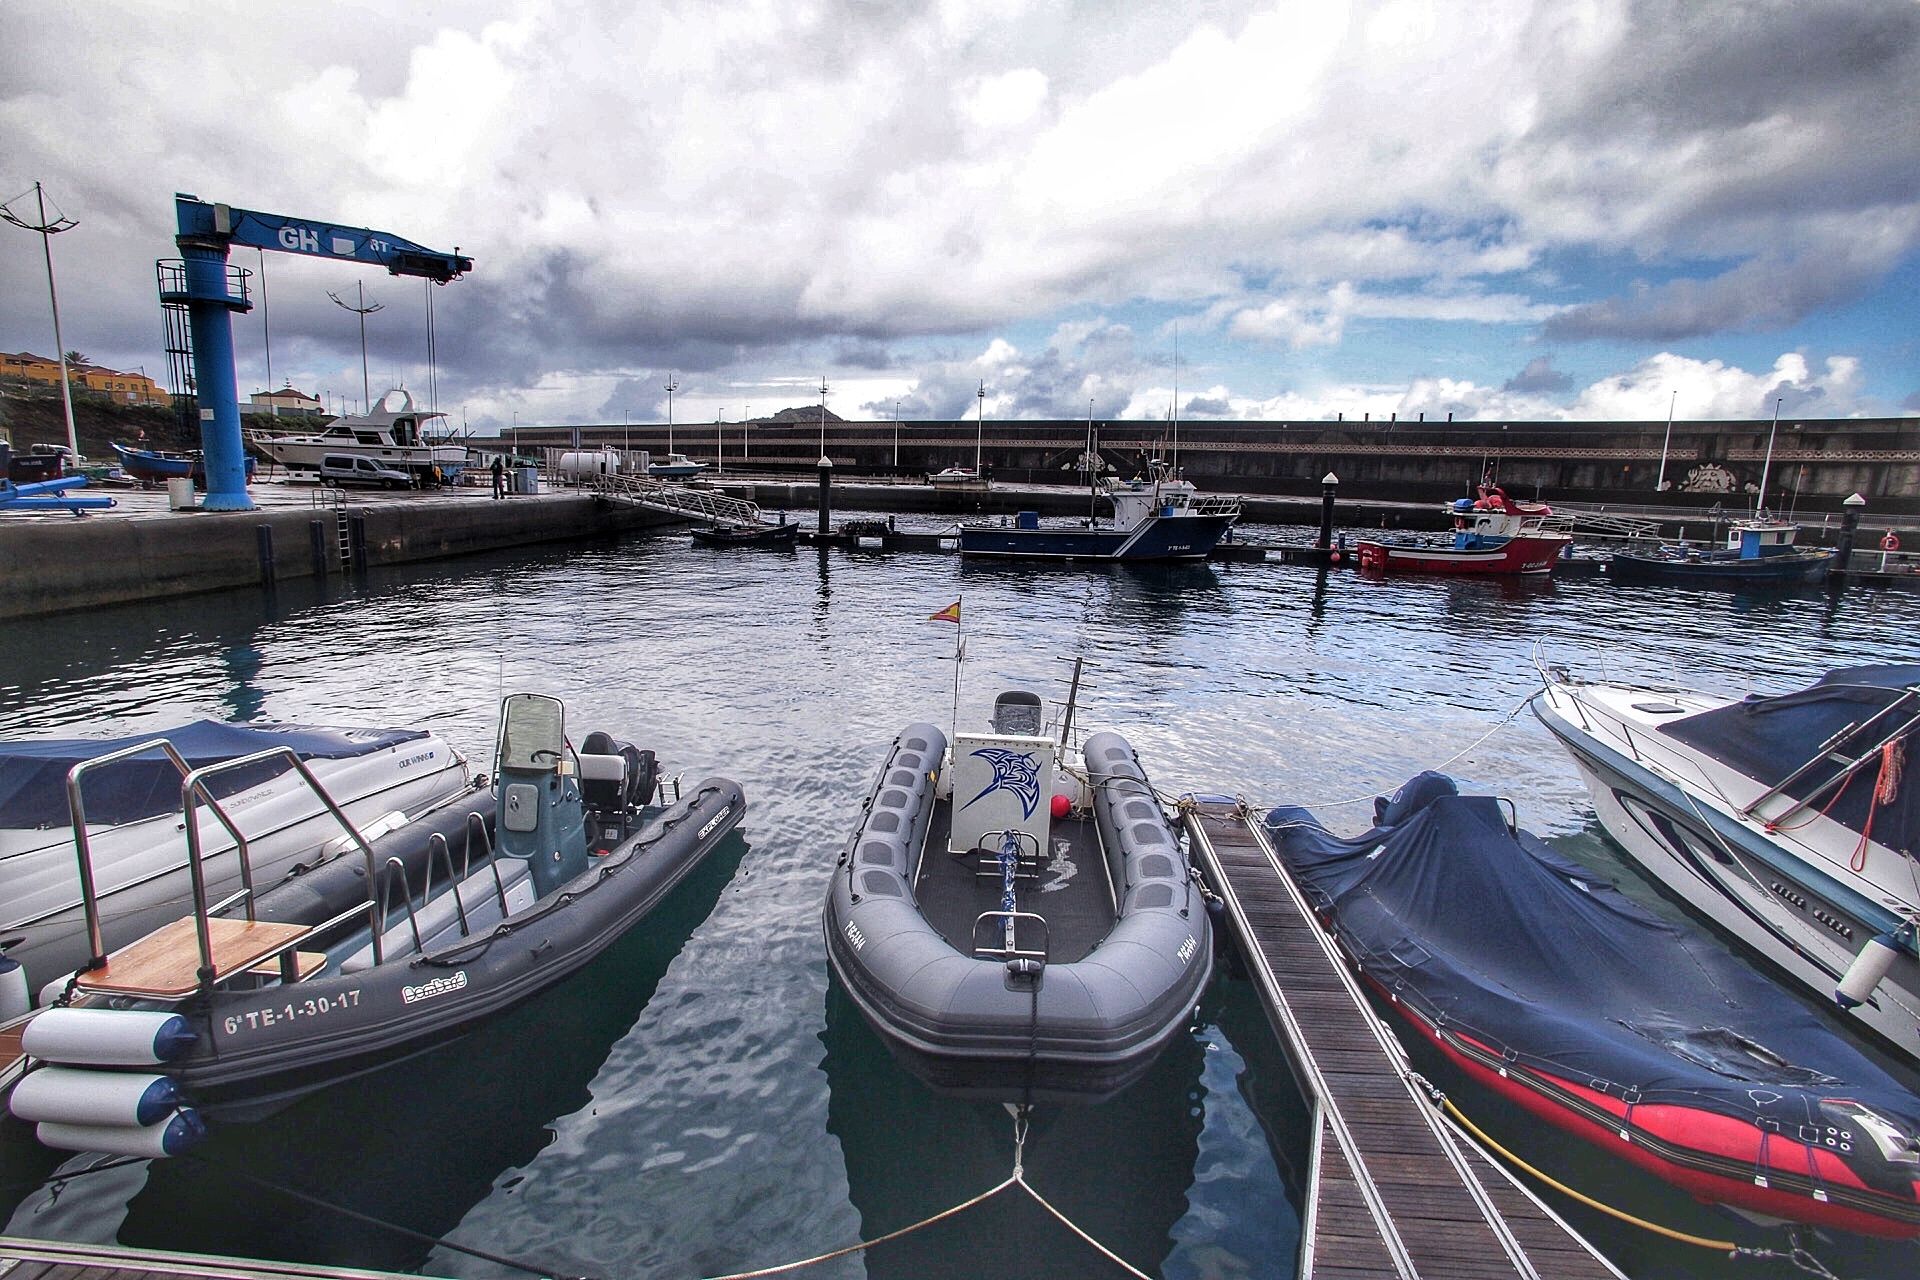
[961,748,1041,819]
[402,970,468,1004]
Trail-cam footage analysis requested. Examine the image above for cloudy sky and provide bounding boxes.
[4,0,1917,431]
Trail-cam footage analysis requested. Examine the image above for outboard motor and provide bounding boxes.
[577,732,659,850]
[494,694,590,895]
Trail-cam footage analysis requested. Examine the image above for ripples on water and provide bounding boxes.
[2,519,1917,1279]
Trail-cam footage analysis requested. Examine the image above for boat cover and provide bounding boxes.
[0,722,431,830]
[1263,773,1920,1139]
[1658,665,1920,853]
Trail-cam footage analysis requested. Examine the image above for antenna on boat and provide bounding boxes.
[1171,324,1179,477]
[1059,655,1084,751]
[1087,398,1098,523]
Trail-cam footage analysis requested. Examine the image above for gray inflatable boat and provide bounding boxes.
[824,693,1213,1102]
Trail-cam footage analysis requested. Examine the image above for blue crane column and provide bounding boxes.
[176,231,254,510]
[168,195,472,514]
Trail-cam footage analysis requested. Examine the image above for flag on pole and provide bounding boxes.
[929,600,961,624]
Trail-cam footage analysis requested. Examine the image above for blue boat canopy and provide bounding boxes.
[1263,773,1920,1141]
[0,721,430,830]
[1658,665,1920,854]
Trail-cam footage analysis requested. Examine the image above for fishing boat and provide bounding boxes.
[1605,517,1834,586]
[247,388,466,483]
[8,693,745,1153]
[647,452,708,480]
[824,675,1213,1102]
[108,442,256,487]
[1355,483,1573,576]
[1263,771,1920,1239]
[957,462,1239,562]
[0,721,472,999]
[689,519,797,547]
[1532,662,1919,1070]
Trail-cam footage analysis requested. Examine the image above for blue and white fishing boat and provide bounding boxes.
[958,462,1239,562]
[1606,516,1834,586]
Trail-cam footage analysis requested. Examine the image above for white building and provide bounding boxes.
[249,384,323,416]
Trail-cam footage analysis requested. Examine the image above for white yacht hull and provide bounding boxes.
[1533,680,1920,1068]
[0,736,469,995]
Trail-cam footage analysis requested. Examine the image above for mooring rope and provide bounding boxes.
[1413,1079,1844,1279]
[700,1107,1151,1280]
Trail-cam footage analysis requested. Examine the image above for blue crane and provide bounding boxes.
[163,195,472,511]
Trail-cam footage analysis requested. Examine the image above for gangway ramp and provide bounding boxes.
[583,472,764,526]
[1182,798,1623,1280]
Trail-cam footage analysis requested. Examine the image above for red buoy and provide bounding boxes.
[1050,794,1071,820]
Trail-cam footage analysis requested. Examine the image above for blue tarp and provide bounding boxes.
[0,721,429,831]
[1263,773,1920,1154]
[1657,665,1919,853]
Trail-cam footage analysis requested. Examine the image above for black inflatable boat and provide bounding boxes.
[824,692,1212,1102]
[10,693,745,1154]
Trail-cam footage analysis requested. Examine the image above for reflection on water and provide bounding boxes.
[1,525,1917,1279]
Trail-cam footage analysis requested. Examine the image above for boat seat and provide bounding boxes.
[578,752,628,810]
[339,857,536,973]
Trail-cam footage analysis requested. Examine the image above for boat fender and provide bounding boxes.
[23,1007,199,1066]
[0,946,26,1022]
[1836,922,1916,1009]
[11,1066,182,1128]
[35,1109,206,1159]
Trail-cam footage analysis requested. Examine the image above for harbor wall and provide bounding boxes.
[0,493,670,621]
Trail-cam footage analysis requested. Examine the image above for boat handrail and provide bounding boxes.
[378,857,428,956]
[1189,493,1242,517]
[1743,694,1920,827]
[971,909,1050,963]
[64,737,261,974]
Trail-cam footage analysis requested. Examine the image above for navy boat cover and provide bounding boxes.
[1263,773,1920,1140]
[1658,664,1919,854]
[0,721,430,830]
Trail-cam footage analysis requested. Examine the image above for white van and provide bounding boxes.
[318,454,413,489]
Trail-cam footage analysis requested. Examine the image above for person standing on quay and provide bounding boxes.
[491,454,505,499]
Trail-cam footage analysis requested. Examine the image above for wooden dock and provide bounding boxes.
[0,1237,437,1280]
[1182,798,1624,1279]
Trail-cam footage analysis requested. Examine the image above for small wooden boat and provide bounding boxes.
[824,680,1213,1102]
[690,520,798,547]
[1606,518,1833,586]
[1264,772,1920,1239]
[109,442,256,486]
[8,693,745,1153]
[1356,483,1572,576]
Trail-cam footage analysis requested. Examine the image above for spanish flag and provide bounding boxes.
[928,599,961,624]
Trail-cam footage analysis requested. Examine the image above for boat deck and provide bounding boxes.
[1182,798,1623,1280]
[913,807,1114,963]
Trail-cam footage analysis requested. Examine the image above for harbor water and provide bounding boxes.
[2,520,1917,1280]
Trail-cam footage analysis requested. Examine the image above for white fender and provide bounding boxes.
[11,1067,180,1128]
[36,1110,206,1158]
[1836,924,1915,1010]
[22,1007,198,1065]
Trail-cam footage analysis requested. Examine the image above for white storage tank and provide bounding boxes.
[558,448,623,481]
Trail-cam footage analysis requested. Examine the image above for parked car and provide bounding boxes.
[318,454,413,489]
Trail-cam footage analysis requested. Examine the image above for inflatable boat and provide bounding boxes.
[824,692,1213,1102]
[1263,772,1920,1239]
[0,720,472,996]
[9,694,745,1154]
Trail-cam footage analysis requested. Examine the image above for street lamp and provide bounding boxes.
[716,408,725,475]
[664,374,679,458]
[327,280,383,409]
[1,182,81,461]
[818,377,830,464]
[742,401,750,461]
[893,397,901,469]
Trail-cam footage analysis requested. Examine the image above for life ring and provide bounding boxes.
[1882,532,1900,552]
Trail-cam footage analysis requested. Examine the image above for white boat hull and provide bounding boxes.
[1534,682,1920,1067]
[0,736,469,994]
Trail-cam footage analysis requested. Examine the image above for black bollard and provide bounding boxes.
[817,455,833,537]
[1318,471,1340,550]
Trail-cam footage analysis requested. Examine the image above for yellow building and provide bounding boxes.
[1,351,169,405]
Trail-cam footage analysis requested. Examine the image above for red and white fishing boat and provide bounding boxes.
[1356,484,1574,576]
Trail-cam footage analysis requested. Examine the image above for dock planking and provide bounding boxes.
[1183,798,1623,1279]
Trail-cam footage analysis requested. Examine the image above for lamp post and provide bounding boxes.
[1757,396,1782,516]
[1,182,81,461]
[664,374,679,458]
[974,380,985,477]
[327,280,382,409]
[742,401,750,462]
[817,377,833,537]
[716,409,725,475]
[1656,389,1676,492]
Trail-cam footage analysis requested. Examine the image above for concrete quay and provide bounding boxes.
[0,480,675,621]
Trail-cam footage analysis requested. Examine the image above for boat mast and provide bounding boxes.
[1171,325,1179,477]
[1756,396,1781,517]
[1059,655,1084,751]
[974,380,985,476]
[1087,398,1098,523]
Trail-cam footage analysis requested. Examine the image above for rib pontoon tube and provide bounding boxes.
[824,724,1212,1102]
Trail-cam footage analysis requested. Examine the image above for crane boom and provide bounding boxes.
[174,194,471,282]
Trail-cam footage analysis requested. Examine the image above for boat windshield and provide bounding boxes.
[499,694,566,771]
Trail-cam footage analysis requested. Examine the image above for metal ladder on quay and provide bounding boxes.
[582,472,765,526]
[312,485,352,568]
[1182,798,1625,1280]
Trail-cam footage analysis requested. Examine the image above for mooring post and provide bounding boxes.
[1836,492,1865,577]
[254,523,275,587]
[1318,471,1339,550]
[817,453,833,537]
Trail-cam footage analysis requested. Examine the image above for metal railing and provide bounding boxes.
[581,471,764,525]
